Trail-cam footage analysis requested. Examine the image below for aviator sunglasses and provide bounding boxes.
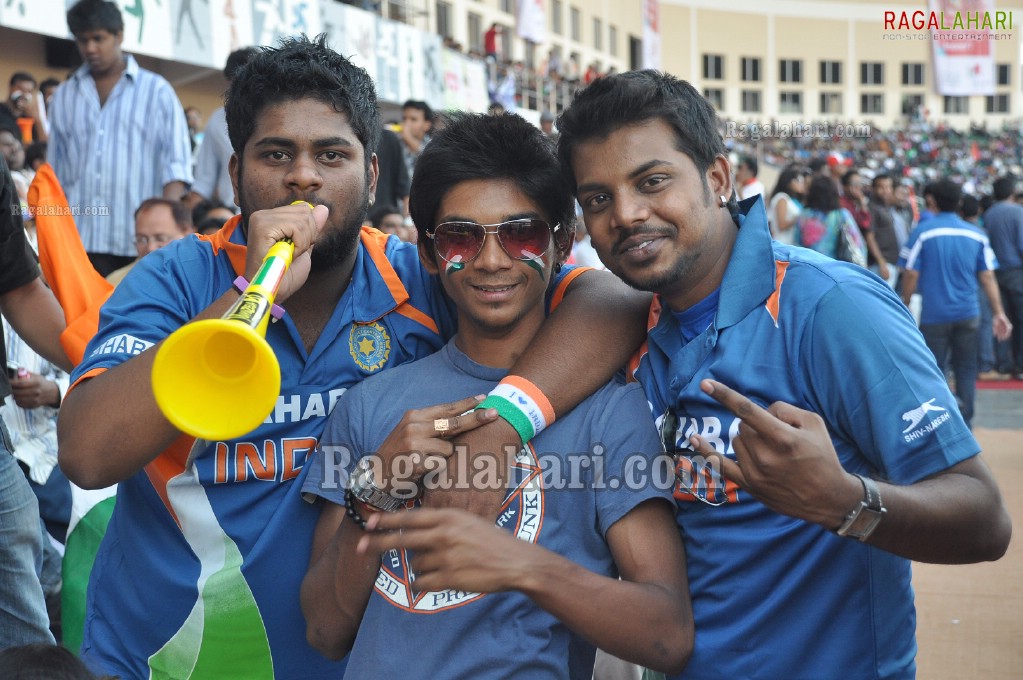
[427,219,560,265]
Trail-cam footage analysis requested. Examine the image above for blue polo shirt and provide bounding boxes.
[898,212,997,325]
[632,198,978,680]
[982,201,1023,269]
[69,220,459,679]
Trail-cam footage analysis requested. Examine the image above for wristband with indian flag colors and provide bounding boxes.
[476,376,555,445]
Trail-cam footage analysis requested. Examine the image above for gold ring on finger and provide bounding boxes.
[433,418,450,433]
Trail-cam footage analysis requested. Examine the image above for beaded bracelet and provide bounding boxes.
[344,488,376,530]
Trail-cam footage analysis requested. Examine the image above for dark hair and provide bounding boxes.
[410,112,574,263]
[959,194,980,220]
[369,203,403,229]
[24,141,47,168]
[840,169,861,188]
[0,643,102,680]
[402,100,434,123]
[557,70,725,195]
[223,47,259,82]
[134,197,193,231]
[924,178,961,213]
[9,72,36,89]
[992,175,1017,201]
[770,163,807,202]
[739,155,758,177]
[40,78,61,93]
[190,198,232,226]
[980,193,995,213]
[66,0,124,36]
[224,34,379,164]
[196,216,226,236]
[805,175,841,213]
[871,173,892,190]
[807,157,827,174]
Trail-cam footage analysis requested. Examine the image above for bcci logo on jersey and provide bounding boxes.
[350,321,391,372]
[374,445,545,612]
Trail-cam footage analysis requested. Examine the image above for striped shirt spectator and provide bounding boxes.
[49,55,192,264]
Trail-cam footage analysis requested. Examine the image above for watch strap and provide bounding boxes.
[835,473,886,541]
[348,459,406,512]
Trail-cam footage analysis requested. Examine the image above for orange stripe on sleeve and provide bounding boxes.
[502,375,556,425]
[65,367,108,397]
[549,266,591,312]
[143,434,195,527]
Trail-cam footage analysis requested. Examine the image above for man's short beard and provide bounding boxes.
[309,179,370,271]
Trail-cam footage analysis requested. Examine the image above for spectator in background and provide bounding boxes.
[735,155,764,200]
[983,175,1023,379]
[767,163,807,245]
[540,110,558,142]
[796,174,866,265]
[105,198,193,286]
[0,73,45,143]
[373,127,410,215]
[399,100,433,180]
[190,198,235,236]
[38,79,60,111]
[962,195,1004,382]
[892,181,917,239]
[483,23,502,62]
[24,142,47,173]
[841,170,888,276]
[898,178,1012,427]
[49,0,193,276]
[185,46,258,211]
[0,127,30,218]
[368,203,413,242]
[866,174,902,288]
[184,105,203,168]
[1,156,72,649]
[543,48,562,80]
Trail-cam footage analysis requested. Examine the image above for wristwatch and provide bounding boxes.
[348,458,404,512]
[835,473,886,541]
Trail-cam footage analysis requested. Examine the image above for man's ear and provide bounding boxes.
[707,155,733,203]
[228,153,240,208]
[367,153,379,199]
[418,237,439,275]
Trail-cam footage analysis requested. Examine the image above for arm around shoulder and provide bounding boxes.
[511,268,650,417]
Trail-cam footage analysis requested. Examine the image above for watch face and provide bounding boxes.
[349,457,376,492]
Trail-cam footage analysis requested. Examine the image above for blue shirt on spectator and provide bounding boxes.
[982,200,1023,269]
[898,212,998,325]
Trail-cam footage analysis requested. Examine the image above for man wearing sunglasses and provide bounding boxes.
[57,37,651,679]
[558,71,1011,680]
[300,112,692,678]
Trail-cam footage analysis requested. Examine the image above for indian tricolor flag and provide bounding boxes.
[29,165,117,654]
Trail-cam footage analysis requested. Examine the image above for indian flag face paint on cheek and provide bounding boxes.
[445,255,465,276]
[521,249,546,279]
